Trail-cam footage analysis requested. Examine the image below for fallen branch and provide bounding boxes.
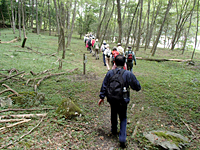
[0,113,47,119]
[0,37,19,44]
[0,108,56,113]
[132,121,140,138]
[34,68,78,91]
[0,119,28,123]
[180,117,195,136]
[0,71,25,83]
[136,57,191,62]
[0,119,31,132]
[0,84,19,96]
[0,116,44,149]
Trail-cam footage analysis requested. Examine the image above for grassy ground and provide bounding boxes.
[0,28,200,149]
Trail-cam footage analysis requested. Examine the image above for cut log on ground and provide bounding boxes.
[0,119,31,132]
[0,113,47,119]
[0,119,28,123]
[0,108,56,113]
[0,84,19,96]
[136,57,191,62]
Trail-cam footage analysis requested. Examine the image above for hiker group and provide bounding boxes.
[84,34,141,148]
[84,34,137,72]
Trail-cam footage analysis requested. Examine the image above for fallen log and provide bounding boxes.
[0,37,19,44]
[0,119,31,132]
[0,108,56,113]
[0,119,28,123]
[0,84,19,96]
[136,57,191,62]
[0,113,47,119]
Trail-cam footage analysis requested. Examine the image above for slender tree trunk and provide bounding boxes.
[39,0,45,33]
[36,0,39,35]
[122,0,127,22]
[96,0,109,40]
[117,0,122,44]
[136,0,143,51]
[151,0,173,56]
[48,0,51,36]
[31,0,34,29]
[144,0,150,50]
[18,0,21,39]
[21,0,26,38]
[125,0,140,50]
[101,0,115,46]
[191,0,198,61]
[11,0,15,34]
[182,12,192,54]
[132,9,139,49]
[53,0,60,35]
[66,0,77,48]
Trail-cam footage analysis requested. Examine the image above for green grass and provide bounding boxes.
[0,28,200,149]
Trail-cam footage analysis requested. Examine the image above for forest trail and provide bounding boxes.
[75,49,140,149]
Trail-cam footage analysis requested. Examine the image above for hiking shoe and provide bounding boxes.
[120,142,126,148]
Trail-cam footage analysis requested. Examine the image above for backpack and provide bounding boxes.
[127,51,133,62]
[112,51,119,62]
[107,69,126,101]
[95,43,99,50]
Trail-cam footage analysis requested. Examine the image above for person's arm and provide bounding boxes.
[127,72,141,91]
[132,52,137,65]
[99,72,111,100]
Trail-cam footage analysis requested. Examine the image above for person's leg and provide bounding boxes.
[103,54,106,66]
[110,103,118,134]
[105,57,110,70]
[95,49,97,59]
[118,104,128,143]
[130,62,133,72]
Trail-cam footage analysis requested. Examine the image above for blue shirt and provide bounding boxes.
[99,68,141,104]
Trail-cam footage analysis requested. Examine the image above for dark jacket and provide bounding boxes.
[99,68,141,104]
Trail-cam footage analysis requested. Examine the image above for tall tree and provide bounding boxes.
[125,0,140,50]
[96,0,109,40]
[191,0,198,61]
[36,0,39,34]
[117,0,122,43]
[21,0,26,38]
[48,0,51,36]
[151,0,173,56]
[11,0,15,34]
[66,0,77,47]
[136,0,143,51]
[18,0,22,39]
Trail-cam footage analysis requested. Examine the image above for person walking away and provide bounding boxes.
[104,44,112,71]
[91,37,96,56]
[84,34,88,46]
[87,37,92,53]
[117,43,124,56]
[93,39,100,60]
[111,46,119,66]
[98,55,141,148]
[125,46,136,72]
[101,41,107,66]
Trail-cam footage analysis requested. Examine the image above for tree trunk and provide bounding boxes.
[48,0,51,36]
[144,0,150,50]
[171,0,195,50]
[117,0,122,44]
[191,0,198,61]
[31,0,34,29]
[36,0,39,35]
[182,12,193,54]
[11,0,15,34]
[21,0,26,38]
[146,1,161,49]
[136,0,143,51]
[132,9,139,49]
[66,0,77,48]
[125,0,140,50]
[101,0,115,46]
[96,0,108,40]
[151,0,173,56]
[18,0,21,39]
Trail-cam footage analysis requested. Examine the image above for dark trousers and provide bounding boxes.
[109,102,127,143]
[126,61,133,72]
[103,53,106,66]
